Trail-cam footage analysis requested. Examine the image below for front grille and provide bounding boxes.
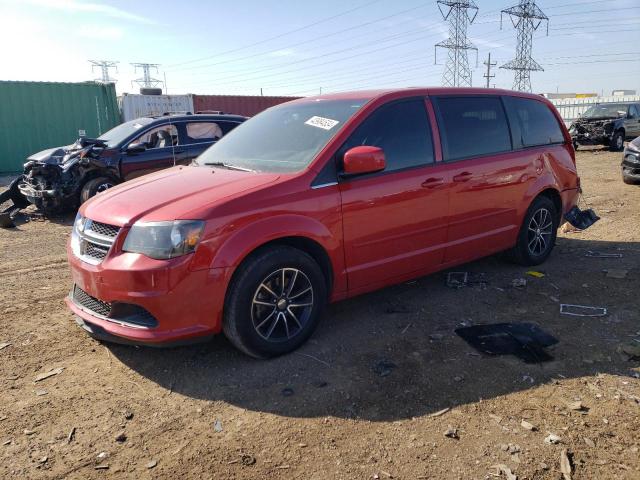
[71,285,158,328]
[85,243,108,261]
[76,219,120,264]
[87,220,120,239]
[73,285,111,317]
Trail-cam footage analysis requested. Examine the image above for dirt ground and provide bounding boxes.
[1,147,638,480]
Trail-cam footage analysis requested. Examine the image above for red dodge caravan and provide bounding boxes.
[66,88,580,357]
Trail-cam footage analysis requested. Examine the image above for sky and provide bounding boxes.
[0,0,638,97]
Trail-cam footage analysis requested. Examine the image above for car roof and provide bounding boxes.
[143,113,248,122]
[288,87,548,105]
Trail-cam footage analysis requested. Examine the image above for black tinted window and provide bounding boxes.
[434,96,511,160]
[630,105,640,118]
[504,96,565,147]
[340,98,434,172]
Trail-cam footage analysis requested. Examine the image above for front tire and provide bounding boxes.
[610,130,624,152]
[223,246,327,358]
[508,196,559,266]
[80,177,114,204]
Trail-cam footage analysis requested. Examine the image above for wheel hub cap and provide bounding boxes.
[527,208,553,256]
[251,267,314,342]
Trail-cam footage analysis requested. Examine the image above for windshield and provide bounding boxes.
[582,104,628,119]
[98,118,154,147]
[195,99,367,173]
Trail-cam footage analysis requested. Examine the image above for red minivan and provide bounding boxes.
[66,88,580,358]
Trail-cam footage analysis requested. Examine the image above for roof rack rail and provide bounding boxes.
[161,111,193,116]
[195,110,226,115]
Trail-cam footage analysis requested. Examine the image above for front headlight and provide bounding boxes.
[70,213,84,257]
[122,220,205,260]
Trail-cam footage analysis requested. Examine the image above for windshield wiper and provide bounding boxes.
[203,162,255,172]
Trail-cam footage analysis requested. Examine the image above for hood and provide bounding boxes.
[81,165,280,226]
[575,116,617,123]
[26,145,72,164]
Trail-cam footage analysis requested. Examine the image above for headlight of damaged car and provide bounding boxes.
[123,220,205,259]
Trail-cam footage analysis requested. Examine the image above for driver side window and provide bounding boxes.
[629,105,639,118]
[132,125,179,150]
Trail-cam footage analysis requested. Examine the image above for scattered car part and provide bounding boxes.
[585,251,622,258]
[564,206,600,230]
[455,323,559,363]
[559,304,607,317]
[446,272,468,288]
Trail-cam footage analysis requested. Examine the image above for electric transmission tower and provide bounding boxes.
[434,0,479,87]
[500,0,549,92]
[89,60,118,83]
[131,63,164,89]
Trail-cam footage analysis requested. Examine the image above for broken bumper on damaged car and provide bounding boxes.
[65,237,230,347]
[569,121,615,146]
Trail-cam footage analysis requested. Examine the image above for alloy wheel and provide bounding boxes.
[96,182,113,193]
[527,207,553,256]
[251,268,314,342]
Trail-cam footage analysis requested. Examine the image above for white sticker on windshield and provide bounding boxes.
[305,116,339,130]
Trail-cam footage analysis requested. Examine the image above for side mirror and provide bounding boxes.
[126,143,146,154]
[342,146,386,176]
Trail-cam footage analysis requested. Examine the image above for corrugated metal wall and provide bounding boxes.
[193,95,300,117]
[118,94,194,121]
[0,81,120,173]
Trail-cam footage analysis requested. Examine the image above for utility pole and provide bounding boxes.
[89,60,118,83]
[483,53,496,88]
[434,0,479,87]
[131,63,163,90]
[500,0,549,92]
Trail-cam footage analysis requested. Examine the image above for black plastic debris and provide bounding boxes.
[564,206,600,231]
[455,323,558,363]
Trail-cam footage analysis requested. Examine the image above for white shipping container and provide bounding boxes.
[118,94,194,121]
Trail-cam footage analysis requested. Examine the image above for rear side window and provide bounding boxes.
[340,98,434,172]
[434,96,512,161]
[503,96,565,147]
[186,122,223,143]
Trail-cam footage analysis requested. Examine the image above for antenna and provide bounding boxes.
[434,0,479,88]
[500,0,549,92]
[89,60,118,83]
[130,63,164,90]
[483,52,497,88]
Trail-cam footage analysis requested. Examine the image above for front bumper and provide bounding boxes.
[18,181,58,200]
[622,150,640,180]
[571,133,612,146]
[66,240,231,346]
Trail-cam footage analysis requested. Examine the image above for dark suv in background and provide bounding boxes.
[569,102,640,151]
[13,112,247,213]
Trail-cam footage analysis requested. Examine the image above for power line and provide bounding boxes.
[167,3,430,74]
[166,0,384,69]
[435,1,479,87]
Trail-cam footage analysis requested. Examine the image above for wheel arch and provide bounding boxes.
[536,187,563,225]
[208,214,344,298]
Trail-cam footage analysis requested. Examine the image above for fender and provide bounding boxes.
[206,213,347,297]
[520,173,562,221]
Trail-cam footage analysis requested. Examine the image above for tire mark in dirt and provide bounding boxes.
[0,259,68,278]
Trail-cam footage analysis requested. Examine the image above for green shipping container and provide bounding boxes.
[0,81,120,174]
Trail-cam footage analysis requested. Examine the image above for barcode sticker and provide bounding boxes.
[305,116,339,130]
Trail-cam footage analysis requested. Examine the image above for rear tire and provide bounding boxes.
[610,130,624,151]
[80,177,114,204]
[508,195,559,266]
[223,246,327,359]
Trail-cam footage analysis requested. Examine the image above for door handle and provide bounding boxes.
[453,171,472,182]
[421,177,445,188]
